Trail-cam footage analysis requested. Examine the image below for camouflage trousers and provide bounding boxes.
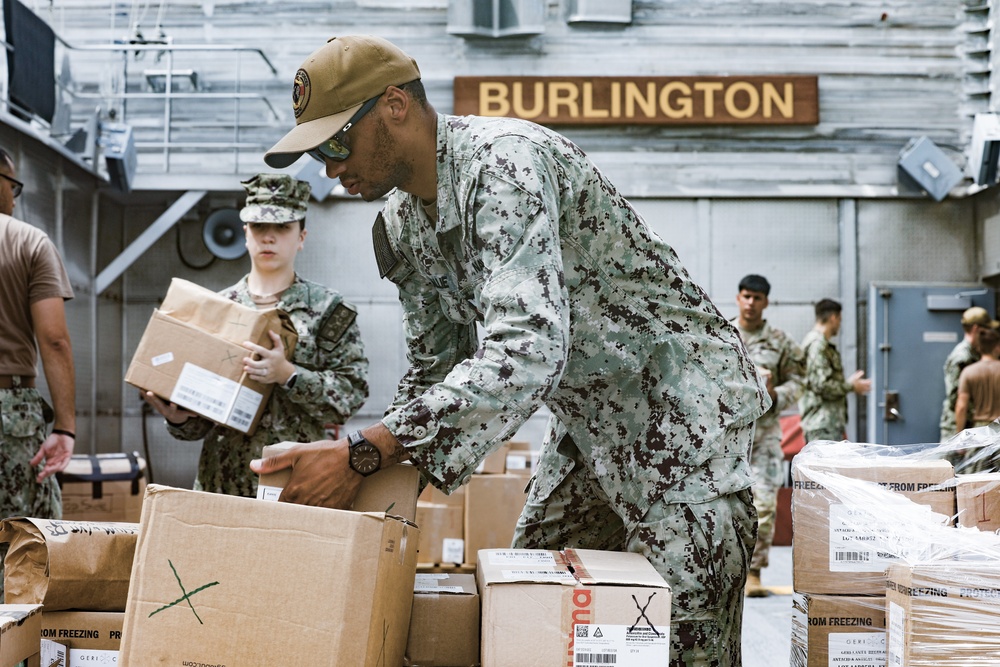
[0,387,62,599]
[512,427,757,667]
[748,422,784,572]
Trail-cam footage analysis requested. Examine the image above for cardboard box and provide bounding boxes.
[503,441,537,477]
[955,473,1000,531]
[0,605,42,667]
[0,519,139,612]
[886,561,1000,667]
[790,593,885,667]
[419,483,464,507]
[125,278,298,435]
[120,485,419,666]
[58,452,147,523]
[464,474,528,564]
[41,611,124,662]
[792,458,954,595]
[475,442,510,474]
[477,549,671,667]
[416,504,465,565]
[256,443,422,523]
[404,573,480,666]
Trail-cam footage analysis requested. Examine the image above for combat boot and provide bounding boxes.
[745,569,770,598]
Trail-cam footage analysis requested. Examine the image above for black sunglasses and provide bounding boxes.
[0,173,23,198]
[307,94,382,164]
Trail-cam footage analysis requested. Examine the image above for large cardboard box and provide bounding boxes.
[125,278,297,435]
[256,443,422,523]
[0,605,41,667]
[955,473,1000,531]
[792,458,954,595]
[416,503,465,565]
[58,452,147,523]
[886,561,1000,666]
[475,442,510,474]
[464,474,528,564]
[790,593,886,667]
[404,573,480,666]
[477,549,671,667]
[120,485,419,666]
[40,611,123,666]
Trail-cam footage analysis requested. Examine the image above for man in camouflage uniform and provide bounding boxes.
[0,147,76,597]
[256,36,770,666]
[732,274,804,598]
[144,174,368,497]
[940,306,997,444]
[799,298,870,444]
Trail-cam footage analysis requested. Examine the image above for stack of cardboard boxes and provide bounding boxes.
[788,440,1000,667]
[416,440,535,567]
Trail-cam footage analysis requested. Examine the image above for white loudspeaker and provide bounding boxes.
[202,209,246,260]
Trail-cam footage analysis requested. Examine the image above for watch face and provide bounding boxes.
[350,442,381,476]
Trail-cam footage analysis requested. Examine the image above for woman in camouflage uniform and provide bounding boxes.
[143,174,369,497]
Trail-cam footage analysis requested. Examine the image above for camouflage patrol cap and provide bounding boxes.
[239,173,311,223]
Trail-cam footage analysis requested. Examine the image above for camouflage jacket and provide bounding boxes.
[167,275,369,495]
[376,114,769,522]
[734,320,805,443]
[798,328,852,435]
[940,338,978,434]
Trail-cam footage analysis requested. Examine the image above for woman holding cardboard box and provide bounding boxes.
[143,174,369,497]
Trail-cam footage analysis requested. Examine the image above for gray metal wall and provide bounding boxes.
[6,0,999,486]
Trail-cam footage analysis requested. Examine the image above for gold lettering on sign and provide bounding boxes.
[456,76,819,126]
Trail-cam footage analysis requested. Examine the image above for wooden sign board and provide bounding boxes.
[453,75,818,126]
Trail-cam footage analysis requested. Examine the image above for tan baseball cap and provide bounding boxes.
[961,306,1000,328]
[264,35,421,169]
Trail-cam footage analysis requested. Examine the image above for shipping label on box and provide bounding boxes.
[886,561,1000,667]
[477,549,671,667]
[792,459,955,595]
[125,278,297,435]
[58,452,147,524]
[120,485,419,667]
[256,443,422,523]
[790,593,886,667]
[0,604,42,667]
[404,573,480,667]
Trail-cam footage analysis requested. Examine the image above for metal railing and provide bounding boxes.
[5,31,283,175]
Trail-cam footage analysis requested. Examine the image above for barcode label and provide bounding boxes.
[226,386,264,433]
[171,363,237,421]
[835,551,871,562]
[573,624,668,666]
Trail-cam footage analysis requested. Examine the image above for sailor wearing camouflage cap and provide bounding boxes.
[142,171,369,497]
[240,173,312,226]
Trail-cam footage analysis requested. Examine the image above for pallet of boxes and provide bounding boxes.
[790,433,1000,667]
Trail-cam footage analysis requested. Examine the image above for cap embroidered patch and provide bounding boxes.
[292,69,311,119]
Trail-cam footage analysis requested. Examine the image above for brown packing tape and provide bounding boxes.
[0,518,139,612]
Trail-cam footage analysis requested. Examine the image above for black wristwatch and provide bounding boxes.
[347,431,381,477]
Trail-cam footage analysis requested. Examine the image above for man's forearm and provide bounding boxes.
[359,423,410,468]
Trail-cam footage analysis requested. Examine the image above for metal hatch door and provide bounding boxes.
[867,283,996,445]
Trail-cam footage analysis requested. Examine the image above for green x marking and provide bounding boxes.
[148,559,220,624]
